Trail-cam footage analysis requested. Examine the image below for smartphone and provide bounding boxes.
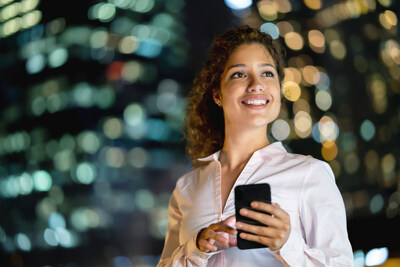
[234,183,271,250]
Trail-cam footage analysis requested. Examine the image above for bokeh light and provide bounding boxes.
[103,117,123,139]
[276,21,294,37]
[123,103,146,126]
[258,1,277,21]
[379,10,397,30]
[284,32,304,50]
[74,162,97,184]
[321,141,338,161]
[365,247,389,266]
[282,81,301,101]
[329,40,347,59]
[315,90,332,111]
[360,119,375,141]
[15,233,31,252]
[294,111,312,138]
[225,0,252,10]
[32,170,52,192]
[260,22,279,40]
[134,189,155,212]
[304,0,322,10]
[319,116,339,142]
[308,29,325,53]
[271,119,290,141]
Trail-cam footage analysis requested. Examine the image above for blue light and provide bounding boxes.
[315,72,330,90]
[48,212,66,230]
[15,233,31,251]
[26,54,46,74]
[147,119,170,141]
[136,39,162,58]
[360,119,375,142]
[311,123,321,143]
[30,24,44,40]
[365,247,388,266]
[113,256,133,267]
[260,23,279,40]
[224,0,252,10]
[370,194,384,214]
[354,250,365,267]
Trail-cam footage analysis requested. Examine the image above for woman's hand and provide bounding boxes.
[236,202,290,251]
[196,215,237,253]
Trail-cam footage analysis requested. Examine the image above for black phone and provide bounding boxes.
[234,183,271,250]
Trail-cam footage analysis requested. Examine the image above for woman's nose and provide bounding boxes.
[246,77,264,92]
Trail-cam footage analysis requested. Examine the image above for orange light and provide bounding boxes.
[322,141,338,161]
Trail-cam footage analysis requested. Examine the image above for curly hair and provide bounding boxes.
[184,25,286,167]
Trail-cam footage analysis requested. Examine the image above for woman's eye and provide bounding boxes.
[263,71,274,77]
[231,72,245,78]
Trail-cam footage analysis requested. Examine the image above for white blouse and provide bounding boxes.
[158,142,354,267]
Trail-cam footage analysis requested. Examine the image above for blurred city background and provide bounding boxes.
[0,0,399,266]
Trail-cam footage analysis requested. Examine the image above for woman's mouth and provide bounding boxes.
[241,96,270,108]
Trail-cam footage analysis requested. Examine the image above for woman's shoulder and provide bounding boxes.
[274,148,334,178]
[284,150,335,180]
[276,147,324,166]
[174,163,213,191]
[173,168,197,190]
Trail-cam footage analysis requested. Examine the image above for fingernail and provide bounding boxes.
[240,233,246,238]
[236,222,242,229]
[240,209,248,215]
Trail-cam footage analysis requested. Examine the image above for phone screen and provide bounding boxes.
[234,183,271,250]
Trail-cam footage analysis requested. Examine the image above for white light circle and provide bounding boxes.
[271,119,290,140]
[365,247,388,266]
[224,0,252,10]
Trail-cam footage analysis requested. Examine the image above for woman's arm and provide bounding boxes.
[286,160,353,266]
[157,188,212,267]
[237,160,354,267]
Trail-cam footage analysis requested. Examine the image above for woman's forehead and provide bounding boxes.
[225,43,275,67]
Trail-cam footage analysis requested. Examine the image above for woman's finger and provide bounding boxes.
[224,215,236,225]
[250,202,288,220]
[209,222,237,235]
[239,208,281,228]
[236,222,273,237]
[239,232,271,247]
[239,231,285,251]
[198,239,217,252]
[201,228,228,244]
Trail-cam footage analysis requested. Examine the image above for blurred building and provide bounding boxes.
[0,0,399,266]
[0,0,190,266]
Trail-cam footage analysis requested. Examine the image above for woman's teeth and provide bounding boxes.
[245,100,267,105]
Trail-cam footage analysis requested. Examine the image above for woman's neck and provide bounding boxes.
[219,126,270,169]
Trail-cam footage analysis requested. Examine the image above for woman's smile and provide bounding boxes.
[241,95,271,109]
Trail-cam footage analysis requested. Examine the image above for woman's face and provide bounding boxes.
[215,43,281,130]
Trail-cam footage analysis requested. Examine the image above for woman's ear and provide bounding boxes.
[212,89,222,107]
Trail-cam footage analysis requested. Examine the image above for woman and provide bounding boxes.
[158,26,353,267]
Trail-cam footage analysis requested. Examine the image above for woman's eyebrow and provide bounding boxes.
[226,63,276,71]
[259,63,276,69]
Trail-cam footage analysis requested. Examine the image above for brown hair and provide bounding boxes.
[184,25,286,167]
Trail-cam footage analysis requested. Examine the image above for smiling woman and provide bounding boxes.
[158,26,353,267]
[214,43,281,130]
[185,26,285,168]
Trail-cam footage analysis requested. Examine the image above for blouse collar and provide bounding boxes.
[197,141,286,162]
